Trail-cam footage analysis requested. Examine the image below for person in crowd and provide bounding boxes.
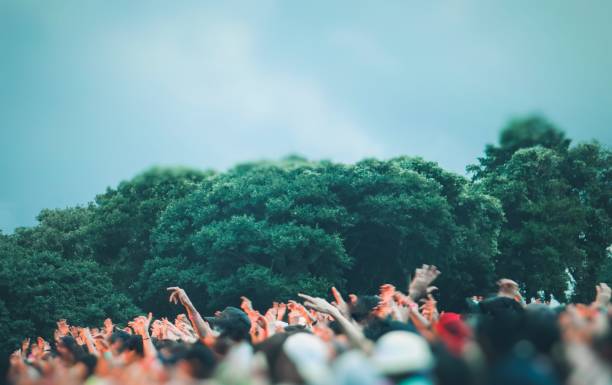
[6,265,612,385]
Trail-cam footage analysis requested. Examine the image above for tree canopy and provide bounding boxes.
[1,115,610,360]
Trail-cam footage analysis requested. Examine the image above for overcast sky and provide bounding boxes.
[1,0,611,233]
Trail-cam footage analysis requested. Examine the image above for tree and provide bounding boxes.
[142,157,503,313]
[474,147,586,298]
[12,206,94,259]
[0,235,139,362]
[470,116,611,300]
[565,142,612,301]
[468,116,570,179]
[86,167,212,292]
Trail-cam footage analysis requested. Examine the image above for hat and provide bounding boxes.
[204,306,250,326]
[204,307,251,341]
[283,333,332,385]
[371,331,434,375]
[434,312,472,356]
[333,350,386,385]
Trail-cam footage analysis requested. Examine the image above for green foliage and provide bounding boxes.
[468,116,571,179]
[470,117,612,300]
[85,167,212,290]
[1,115,609,359]
[143,157,503,313]
[13,206,94,259]
[0,235,139,358]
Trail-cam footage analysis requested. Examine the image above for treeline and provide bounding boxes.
[0,116,610,358]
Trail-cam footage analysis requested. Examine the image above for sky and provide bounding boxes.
[1,0,611,233]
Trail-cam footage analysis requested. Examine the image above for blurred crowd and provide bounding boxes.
[7,265,612,385]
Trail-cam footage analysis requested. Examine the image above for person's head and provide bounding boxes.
[522,304,561,355]
[254,333,293,383]
[154,339,187,366]
[56,336,85,364]
[371,331,434,383]
[282,332,331,385]
[177,343,217,380]
[477,296,525,360]
[205,306,251,343]
[76,354,98,380]
[350,295,380,324]
[434,312,472,356]
[109,330,131,357]
[120,335,143,365]
[363,317,416,341]
[497,279,520,299]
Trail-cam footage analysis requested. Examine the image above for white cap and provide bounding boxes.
[371,331,434,375]
[283,333,332,385]
[333,350,386,385]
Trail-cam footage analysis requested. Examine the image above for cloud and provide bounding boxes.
[98,12,385,166]
[329,27,400,72]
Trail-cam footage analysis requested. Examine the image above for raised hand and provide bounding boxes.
[290,300,316,325]
[240,296,254,313]
[167,287,195,310]
[408,264,441,301]
[420,294,439,324]
[151,320,163,339]
[497,278,524,303]
[103,318,114,335]
[20,338,30,355]
[241,296,263,325]
[69,326,80,340]
[264,304,278,323]
[379,284,396,303]
[128,317,146,336]
[331,287,350,318]
[57,319,70,337]
[595,283,611,308]
[277,303,287,321]
[298,293,338,316]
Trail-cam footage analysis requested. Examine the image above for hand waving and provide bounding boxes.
[408,264,441,301]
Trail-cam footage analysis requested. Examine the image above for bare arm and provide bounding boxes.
[167,287,214,343]
[299,293,373,352]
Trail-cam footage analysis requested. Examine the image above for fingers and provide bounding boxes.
[331,287,345,305]
[298,293,315,302]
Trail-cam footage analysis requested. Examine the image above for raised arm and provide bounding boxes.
[299,293,373,352]
[78,327,99,357]
[129,313,157,359]
[167,287,214,343]
[408,264,441,302]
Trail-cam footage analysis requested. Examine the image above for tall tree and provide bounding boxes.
[86,167,212,292]
[142,157,503,314]
[0,235,139,363]
[470,116,611,300]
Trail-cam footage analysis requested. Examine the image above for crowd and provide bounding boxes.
[7,264,612,385]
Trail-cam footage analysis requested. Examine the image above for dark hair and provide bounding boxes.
[206,307,251,342]
[350,295,380,322]
[110,330,132,353]
[254,332,300,384]
[363,317,416,341]
[182,343,217,379]
[477,297,525,358]
[124,335,144,357]
[59,336,86,361]
[523,304,561,355]
[155,340,188,366]
[283,324,307,333]
[77,354,98,378]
